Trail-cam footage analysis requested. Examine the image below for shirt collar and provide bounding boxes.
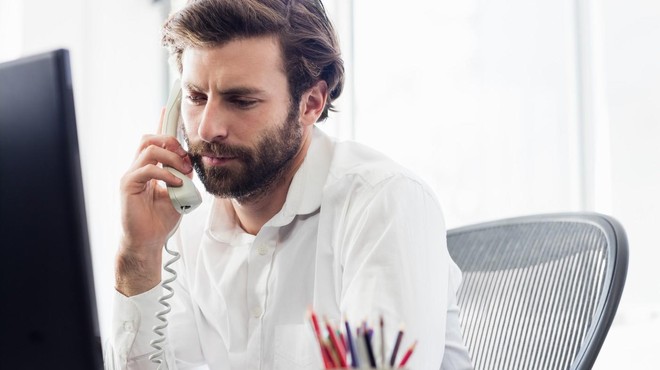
[268,126,333,227]
[207,126,334,237]
[206,196,256,245]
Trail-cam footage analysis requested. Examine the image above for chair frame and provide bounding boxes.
[447,212,628,370]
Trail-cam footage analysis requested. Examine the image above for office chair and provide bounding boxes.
[446,213,628,370]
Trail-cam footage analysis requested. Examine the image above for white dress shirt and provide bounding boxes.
[106,127,473,370]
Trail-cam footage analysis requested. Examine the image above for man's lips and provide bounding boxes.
[201,153,238,166]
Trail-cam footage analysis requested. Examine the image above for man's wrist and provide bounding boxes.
[115,250,162,296]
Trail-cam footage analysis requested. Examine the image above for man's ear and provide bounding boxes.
[298,80,328,126]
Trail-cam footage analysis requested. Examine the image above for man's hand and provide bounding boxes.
[115,111,194,296]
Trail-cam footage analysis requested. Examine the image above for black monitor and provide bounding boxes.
[0,49,103,369]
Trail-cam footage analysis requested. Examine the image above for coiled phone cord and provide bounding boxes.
[149,226,181,369]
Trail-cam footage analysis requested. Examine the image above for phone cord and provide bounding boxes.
[149,238,180,370]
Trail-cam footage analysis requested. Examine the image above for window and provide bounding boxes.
[348,1,585,228]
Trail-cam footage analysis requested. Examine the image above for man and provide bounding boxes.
[106,0,473,369]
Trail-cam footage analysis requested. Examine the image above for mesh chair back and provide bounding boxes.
[447,213,628,370]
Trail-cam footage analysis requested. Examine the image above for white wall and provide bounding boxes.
[602,0,660,307]
[75,0,166,342]
[591,0,660,367]
[351,0,582,228]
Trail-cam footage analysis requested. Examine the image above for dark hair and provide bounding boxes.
[162,0,344,121]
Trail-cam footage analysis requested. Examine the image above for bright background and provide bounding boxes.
[1,0,658,368]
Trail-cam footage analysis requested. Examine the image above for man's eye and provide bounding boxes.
[230,98,257,109]
[185,94,206,105]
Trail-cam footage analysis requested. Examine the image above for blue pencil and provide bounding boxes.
[389,325,405,367]
[344,318,359,368]
[363,323,377,367]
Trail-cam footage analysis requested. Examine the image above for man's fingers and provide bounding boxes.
[121,164,183,194]
[130,144,192,174]
[136,135,187,158]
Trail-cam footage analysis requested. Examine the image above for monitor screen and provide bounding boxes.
[0,49,103,369]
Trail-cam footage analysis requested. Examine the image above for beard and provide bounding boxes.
[185,104,303,203]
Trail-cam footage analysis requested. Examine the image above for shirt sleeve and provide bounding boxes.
[105,243,206,369]
[440,271,475,370]
[336,174,471,369]
[105,285,175,369]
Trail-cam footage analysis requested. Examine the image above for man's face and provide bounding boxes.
[180,36,303,201]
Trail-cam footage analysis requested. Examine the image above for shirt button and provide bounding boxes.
[123,321,135,333]
[252,306,263,318]
[257,244,268,255]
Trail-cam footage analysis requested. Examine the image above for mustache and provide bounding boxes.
[187,141,252,159]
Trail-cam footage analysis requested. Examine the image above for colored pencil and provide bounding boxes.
[398,340,418,368]
[325,338,341,368]
[389,325,405,367]
[344,318,360,368]
[379,315,385,367]
[356,327,369,369]
[325,317,348,367]
[308,308,333,368]
[363,323,377,367]
[338,328,347,356]
[309,308,323,341]
[323,341,338,368]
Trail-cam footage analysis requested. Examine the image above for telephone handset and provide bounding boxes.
[149,80,203,369]
[162,79,202,214]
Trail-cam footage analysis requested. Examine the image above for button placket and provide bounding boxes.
[257,243,269,256]
[251,306,263,318]
[246,233,276,333]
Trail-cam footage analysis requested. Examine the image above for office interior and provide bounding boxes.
[0,0,658,368]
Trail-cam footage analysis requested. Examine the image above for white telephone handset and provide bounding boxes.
[162,79,202,214]
[149,80,203,369]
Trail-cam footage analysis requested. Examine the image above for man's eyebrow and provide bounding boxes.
[218,86,265,96]
[182,82,264,96]
[183,82,204,92]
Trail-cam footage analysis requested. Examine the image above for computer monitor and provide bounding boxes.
[0,49,103,369]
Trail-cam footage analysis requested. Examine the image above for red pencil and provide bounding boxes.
[309,308,322,338]
[325,316,348,367]
[322,338,339,368]
[308,308,333,368]
[339,329,347,353]
[398,340,418,368]
[324,343,338,368]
